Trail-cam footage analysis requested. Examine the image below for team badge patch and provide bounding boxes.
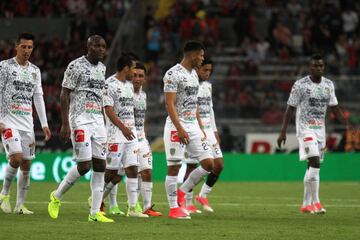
[170,148,176,156]
[3,129,13,140]
[108,144,118,152]
[170,131,180,142]
[184,152,189,159]
[74,130,85,142]
[305,147,309,154]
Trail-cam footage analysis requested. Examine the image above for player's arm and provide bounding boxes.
[164,92,189,145]
[104,106,135,140]
[210,108,220,144]
[330,106,351,130]
[277,105,296,148]
[0,62,8,133]
[196,106,206,139]
[60,87,71,141]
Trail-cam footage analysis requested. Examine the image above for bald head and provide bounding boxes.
[86,35,106,64]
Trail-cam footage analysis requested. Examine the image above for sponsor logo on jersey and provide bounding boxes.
[74,130,85,142]
[108,143,118,152]
[170,131,180,142]
[3,129,13,140]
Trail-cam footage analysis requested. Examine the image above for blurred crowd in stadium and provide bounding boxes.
[1,0,360,152]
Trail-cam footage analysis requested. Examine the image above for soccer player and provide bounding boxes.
[0,33,51,215]
[101,54,148,218]
[163,41,214,219]
[277,54,350,214]
[47,35,114,222]
[183,58,224,213]
[132,62,162,217]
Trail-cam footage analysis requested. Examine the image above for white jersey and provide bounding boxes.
[287,76,338,142]
[62,56,106,127]
[103,77,137,143]
[197,81,213,130]
[0,57,43,132]
[163,63,199,131]
[134,89,147,142]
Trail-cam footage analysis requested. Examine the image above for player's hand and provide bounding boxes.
[0,122,5,134]
[214,131,221,145]
[60,124,71,142]
[122,127,135,141]
[42,126,51,142]
[178,127,190,145]
[277,132,286,148]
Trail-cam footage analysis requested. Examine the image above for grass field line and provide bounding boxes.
[25,201,360,208]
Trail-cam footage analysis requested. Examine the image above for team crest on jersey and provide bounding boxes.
[32,73,37,80]
[106,157,112,164]
[170,148,176,156]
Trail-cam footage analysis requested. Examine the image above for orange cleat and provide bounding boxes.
[186,205,202,214]
[313,202,326,214]
[195,195,214,212]
[300,205,314,213]
[143,204,162,217]
[168,207,191,219]
[177,189,186,208]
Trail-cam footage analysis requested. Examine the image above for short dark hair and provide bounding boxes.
[16,32,35,44]
[201,57,213,66]
[310,54,323,61]
[116,53,133,71]
[134,61,147,74]
[123,51,140,61]
[183,40,205,54]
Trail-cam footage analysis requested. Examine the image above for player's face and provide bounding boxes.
[16,39,34,61]
[197,64,212,81]
[309,59,325,78]
[127,61,136,80]
[132,68,145,89]
[88,38,107,61]
[191,49,205,68]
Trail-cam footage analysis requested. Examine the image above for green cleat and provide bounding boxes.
[88,212,114,222]
[0,194,12,214]
[135,201,143,213]
[14,205,34,215]
[109,205,125,215]
[48,191,61,219]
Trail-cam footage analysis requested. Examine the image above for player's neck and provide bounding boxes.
[115,72,126,82]
[309,75,322,83]
[85,55,99,65]
[134,87,141,93]
[180,59,193,72]
[15,55,28,67]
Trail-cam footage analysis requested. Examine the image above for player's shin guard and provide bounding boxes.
[1,164,18,195]
[185,191,193,207]
[15,170,30,209]
[109,183,118,208]
[126,178,138,208]
[54,165,81,199]
[180,166,210,193]
[103,182,115,200]
[90,171,105,215]
[308,167,320,203]
[303,169,312,206]
[141,181,153,210]
[165,176,178,208]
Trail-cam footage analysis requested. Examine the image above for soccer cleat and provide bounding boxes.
[88,197,106,215]
[168,207,191,219]
[186,205,202,214]
[0,194,12,214]
[300,205,314,213]
[195,195,214,212]
[313,202,326,214]
[143,204,162,217]
[48,191,61,219]
[109,205,125,216]
[127,206,149,218]
[14,205,34,215]
[135,201,143,213]
[177,189,186,208]
[88,212,114,222]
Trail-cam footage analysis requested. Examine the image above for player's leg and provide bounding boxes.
[108,168,125,215]
[181,157,200,213]
[300,162,313,213]
[1,128,23,213]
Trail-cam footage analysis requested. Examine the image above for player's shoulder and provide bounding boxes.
[28,61,40,72]
[165,64,183,77]
[295,76,310,85]
[67,56,84,69]
[0,57,15,68]
[322,76,334,86]
[140,90,147,98]
[105,75,117,85]
[201,81,212,87]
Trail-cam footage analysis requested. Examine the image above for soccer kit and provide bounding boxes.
[103,77,139,170]
[163,63,212,166]
[134,89,152,172]
[184,81,223,164]
[62,56,107,161]
[0,58,48,160]
[287,76,338,161]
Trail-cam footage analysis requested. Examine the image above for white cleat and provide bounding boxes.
[14,205,34,215]
[127,207,149,218]
[0,194,12,214]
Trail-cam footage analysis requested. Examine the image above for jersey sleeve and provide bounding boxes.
[33,68,44,95]
[328,82,338,106]
[163,71,178,92]
[0,62,7,119]
[62,62,80,90]
[287,81,302,107]
[103,83,115,107]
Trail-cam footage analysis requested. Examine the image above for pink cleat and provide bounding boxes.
[177,189,186,208]
[168,207,191,219]
[186,205,202,214]
[195,195,214,212]
[300,205,314,213]
[313,202,326,214]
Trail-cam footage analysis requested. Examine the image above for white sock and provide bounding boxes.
[303,169,312,206]
[15,170,30,208]
[141,181,153,210]
[165,175,178,208]
[185,191,193,207]
[308,167,320,204]
[180,166,210,193]
[109,183,118,208]
[199,183,212,198]
[102,181,115,201]
[90,171,105,215]
[1,164,18,195]
[54,165,81,199]
[126,178,138,208]
[137,175,142,199]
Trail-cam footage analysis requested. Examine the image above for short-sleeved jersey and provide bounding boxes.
[103,76,137,143]
[0,58,43,132]
[197,81,213,130]
[163,64,199,129]
[62,56,106,127]
[287,76,338,142]
[134,89,147,142]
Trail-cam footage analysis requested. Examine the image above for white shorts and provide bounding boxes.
[164,122,213,166]
[106,141,139,170]
[138,139,152,172]
[71,122,107,162]
[1,128,35,160]
[298,134,325,162]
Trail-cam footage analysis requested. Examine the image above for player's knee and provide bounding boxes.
[201,158,214,172]
[9,153,23,168]
[77,162,91,176]
[167,165,181,176]
[213,159,224,175]
[92,158,106,172]
[113,174,122,184]
[308,157,320,168]
[125,165,138,178]
[20,159,31,171]
[141,169,152,182]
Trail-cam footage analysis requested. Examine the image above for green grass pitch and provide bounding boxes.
[0,182,359,240]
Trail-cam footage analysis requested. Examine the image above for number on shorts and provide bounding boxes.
[202,142,209,151]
